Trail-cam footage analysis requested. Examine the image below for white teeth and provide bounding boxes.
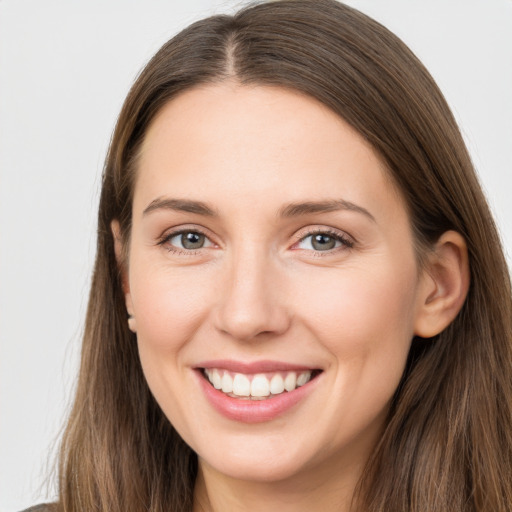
[284,372,297,392]
[221,373,233,393]
[204,369,314,398]
[212,369,222,389]
[232,373,251,396]
[270,374,285,394]
[251,374,270,397]
[297,371,310,387]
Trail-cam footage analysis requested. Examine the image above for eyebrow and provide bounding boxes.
[142,197,375,222]
[143,197,218,217]
[279,199,376,222]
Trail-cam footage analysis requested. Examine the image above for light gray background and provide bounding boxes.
[1,0,511,510]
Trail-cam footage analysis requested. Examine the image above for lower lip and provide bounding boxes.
[196,371,319,424]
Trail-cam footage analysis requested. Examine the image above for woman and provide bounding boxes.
[26,0,512,510]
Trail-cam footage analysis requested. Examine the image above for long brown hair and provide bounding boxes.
[56,1,512,510]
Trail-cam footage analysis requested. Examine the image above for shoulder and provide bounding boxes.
[19,505,56,512]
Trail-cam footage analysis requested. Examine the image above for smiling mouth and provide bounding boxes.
[201,368,322,400]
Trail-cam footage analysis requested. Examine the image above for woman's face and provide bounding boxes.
[123,84,429,483]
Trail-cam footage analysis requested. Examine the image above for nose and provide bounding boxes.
[212,246,291,342]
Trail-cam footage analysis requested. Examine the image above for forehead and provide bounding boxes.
[134,83,405,221]
[141,83,378,169]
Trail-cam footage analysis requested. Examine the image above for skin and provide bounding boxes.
[114,83,469,512]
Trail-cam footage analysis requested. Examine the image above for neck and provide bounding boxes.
[192,456,364,512]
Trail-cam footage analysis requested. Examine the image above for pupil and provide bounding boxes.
[312,234,335,251]
[182,232,204,249]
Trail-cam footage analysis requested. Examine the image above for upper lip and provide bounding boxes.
[195,359,320,374]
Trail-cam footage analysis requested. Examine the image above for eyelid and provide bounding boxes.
[156,225,218,253]
[291,226,355,251]
[155,224,354,255]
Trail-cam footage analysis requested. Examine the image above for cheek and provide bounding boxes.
[127,261,213,408]
[128,262,217,438]
[130,262,214,353]
[299,268,416,340]
[293,260,418,392]
[287,263,419,447]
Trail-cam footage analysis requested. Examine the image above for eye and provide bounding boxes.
[295,230,353,252]
[162,230,214,251]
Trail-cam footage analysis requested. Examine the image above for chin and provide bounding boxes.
[195,433,318,484]
[206,455,307,483]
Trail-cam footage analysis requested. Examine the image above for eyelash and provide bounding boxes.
[157,228,212,255]
[157,227,354,255]
[293,228,354,254]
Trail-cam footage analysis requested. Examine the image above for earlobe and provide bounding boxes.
[111,220,137,333]
[127,314,137,333]
[414,231,470,338]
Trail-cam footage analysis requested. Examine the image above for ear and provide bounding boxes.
[414,230,470,338]
[111,220,137,333]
